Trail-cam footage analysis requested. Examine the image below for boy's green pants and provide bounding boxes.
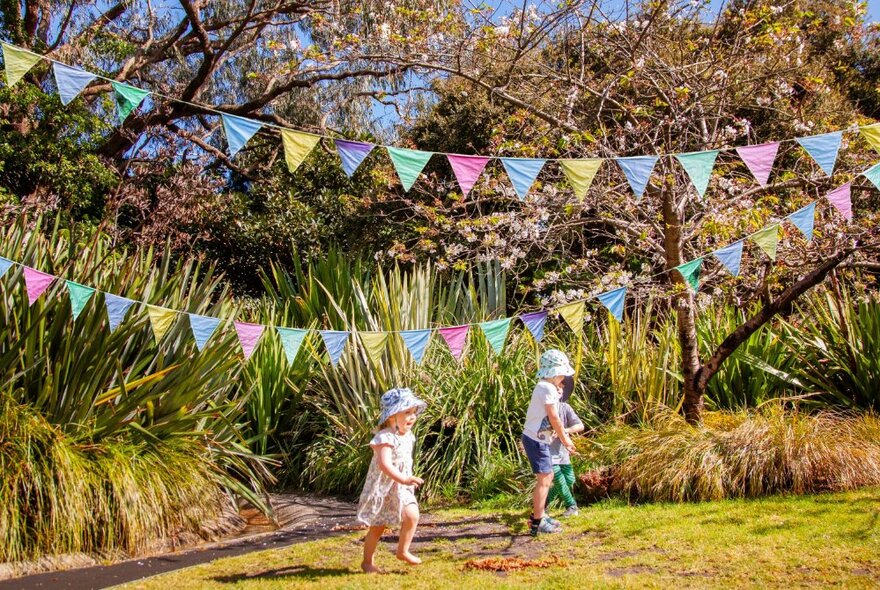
[547,464,577,508]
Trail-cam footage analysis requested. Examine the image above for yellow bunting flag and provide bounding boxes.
[860,124,880,154]
[2,42,42,87]
[281,129,321,172]
[559,159,602,200]
[360,331,389,365]
[147,305,177,343]
[556,301,585,336]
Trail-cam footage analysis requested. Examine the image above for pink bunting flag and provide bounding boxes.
[439,325,469,362]
[234,321,265,360]
[826,183,852,221]
[23,267,55,305]
[736,142,779,187]
[447,154,490,197]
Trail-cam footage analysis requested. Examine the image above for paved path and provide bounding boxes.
[0,495,357,590]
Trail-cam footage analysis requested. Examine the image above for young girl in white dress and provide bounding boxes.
[356,387,427,573]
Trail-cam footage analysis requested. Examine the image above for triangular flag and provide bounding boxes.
[104,294,136,332]
[387,147,433,191]
[519,311,548,342]
[447,154,490,197]
[826,183,852,221]
[675,258,703,291]
[616,156,658,200]
[0,256,13,278]
[221,114,264,158]
[863,162,880,190]
[559,159,602,200]
[859,123,880,154]
[674,151,718,198]
[750,225,779,261]
[66,281,95,320]
[189,314,221,351]
[556,301,585,336]
[23,267,54,305]
[796,131,842,176]
[360,331,389,365]
[319,330,349,367]
[787,202,817,241]
[400,329,431,364]
[147,305,177,344]
[736,142,779,187]
[439,325,468,362]
[235,321,265,360]
[52,62,96,106]
[277,327,308,363]
[2,42,42,87]
[713,241,744,276]
[281,129,320,172]
[596,287,627,322]
[335,139,374,177]
[111,81,150,121]
[478,318,512,355]
[500,158,546,199]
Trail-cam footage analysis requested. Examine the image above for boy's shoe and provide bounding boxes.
[562,505,580,518]
[530,517,562,536]
[544,516,561,527]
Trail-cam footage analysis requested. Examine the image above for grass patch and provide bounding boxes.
[119,488,880,589]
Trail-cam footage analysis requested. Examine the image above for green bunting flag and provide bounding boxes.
[478,318,512,355]
[147,305,177,343]
[1,42,42,87]
[674,150,718,198]
[750,224,779,261]
[675,258,703,292]
[281,129,321,172]
[387,147,433,191]
[66,281,95,321]
[557,301,585,336]
[559,159,602,201]
[359,331,388,365]
[111,81,150,121]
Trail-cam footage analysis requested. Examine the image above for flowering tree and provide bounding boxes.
[368,0,880,421]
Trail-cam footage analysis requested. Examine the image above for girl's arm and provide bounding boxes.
[375,445,423,486]
[545,404,577,454]
[566,423,585,435]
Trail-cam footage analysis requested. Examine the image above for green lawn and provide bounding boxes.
[120,489,880,589]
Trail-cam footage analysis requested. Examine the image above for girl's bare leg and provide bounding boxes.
[361,525,385,573]
[395,504,422,565]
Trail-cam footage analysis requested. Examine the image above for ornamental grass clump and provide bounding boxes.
[586,407,880,502]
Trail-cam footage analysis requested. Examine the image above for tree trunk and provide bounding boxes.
[661,179,703,423]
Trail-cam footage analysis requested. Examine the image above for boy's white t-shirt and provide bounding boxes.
[522,381,561,443]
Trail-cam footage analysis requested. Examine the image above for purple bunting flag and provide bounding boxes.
[234,321,265,360]
[447,154,490,197]
[519,310,548,342]
[23,267,54,305]
[439,325,469,362]
[826,183,852,221]
[335,139,374,177]
[736,142,779,187]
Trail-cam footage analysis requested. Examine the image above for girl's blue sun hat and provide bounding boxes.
[536,349,576,379]
[379,387,427,425]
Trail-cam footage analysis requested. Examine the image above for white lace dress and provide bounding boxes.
[356,429,417,527]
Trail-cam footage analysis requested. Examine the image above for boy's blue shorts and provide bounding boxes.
[521,434,553,474]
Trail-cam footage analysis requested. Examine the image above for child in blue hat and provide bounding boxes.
[521,349,577,536]
[357,387,427,573]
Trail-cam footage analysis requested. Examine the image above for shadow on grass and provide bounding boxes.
[212,565,353,583]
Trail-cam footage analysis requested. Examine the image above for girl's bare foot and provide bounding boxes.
[395,551,422,565]
[361,561,381,573]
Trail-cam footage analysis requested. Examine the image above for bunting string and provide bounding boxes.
[0,159,871,364]
[4,42,880,201]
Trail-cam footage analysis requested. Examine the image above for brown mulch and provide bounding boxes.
[463,555,567,572]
